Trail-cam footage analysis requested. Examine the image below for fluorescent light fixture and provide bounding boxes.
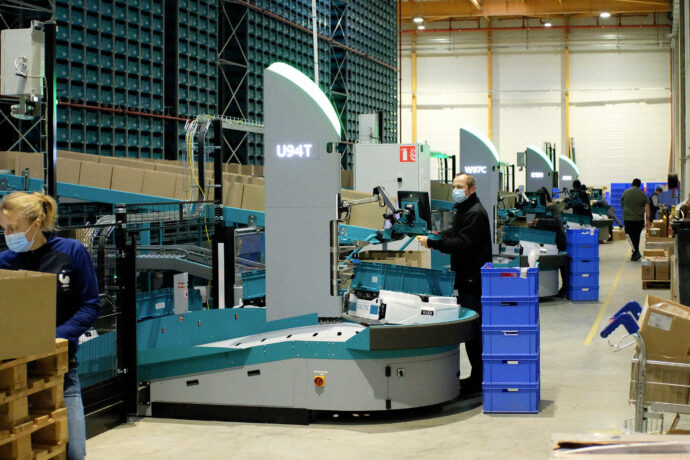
[544,21,552,28]
[600,11,611,18]
[266,62,341,136]
[417,25,426,30]
[470,0,481,9]
[413,16,424,24]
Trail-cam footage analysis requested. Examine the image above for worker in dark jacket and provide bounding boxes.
[621,178,647,260]
[418,173,492,395]
[531,187,568,296]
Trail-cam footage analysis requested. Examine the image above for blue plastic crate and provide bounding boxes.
[482,324,540,355]
[137,288,174,320]
[566,228,598,245]
[566,243,599,260]
[483,382,540,413]
[502,226,556,245]
[481,296,539,326]
[241,269,266,300]
[350,262,455,297]
[568,272,599,288]
[483,354,540,384]
[567,286,599,301]
[481,263,539,298]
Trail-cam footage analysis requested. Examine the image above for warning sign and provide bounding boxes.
[400,145,416,163]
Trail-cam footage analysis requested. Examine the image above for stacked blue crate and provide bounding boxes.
[481,263,540,413]
[610,183,631,227]
[566,228,600,301]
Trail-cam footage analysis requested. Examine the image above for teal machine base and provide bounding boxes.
[138,308,478,422]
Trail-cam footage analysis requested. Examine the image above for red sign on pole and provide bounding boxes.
[400,145,416,163]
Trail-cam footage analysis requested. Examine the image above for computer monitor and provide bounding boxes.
[397,191,432,230]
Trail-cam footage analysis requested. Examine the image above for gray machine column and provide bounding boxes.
[460,126,500,247]
[525,145,556,192]
[263,63,342,321]
[558,155,579,191]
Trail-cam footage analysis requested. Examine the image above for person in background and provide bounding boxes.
[621,178,647,261]
[570,180,593,220]
[0,192,100,460]
[592,198,624,241]
[646,187,664,233]
[531,187,568,297]
[418,173,492,396]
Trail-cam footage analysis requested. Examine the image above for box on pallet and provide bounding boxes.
[0,270,56,360]
[654,258,670,281]
[645,237,675,255]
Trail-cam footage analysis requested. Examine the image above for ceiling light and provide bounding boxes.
[544,21,552,28]
[417,25,426,30]
[413,16,424,24]
[600,11,611,19]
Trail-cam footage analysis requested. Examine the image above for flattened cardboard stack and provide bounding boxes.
[631,295,690,406]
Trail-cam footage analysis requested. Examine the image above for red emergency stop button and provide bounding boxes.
[314,375,325,387]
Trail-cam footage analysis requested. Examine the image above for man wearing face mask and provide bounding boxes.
[418,173,492,395]
[0,192,100,460]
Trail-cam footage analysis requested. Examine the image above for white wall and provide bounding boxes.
[400,16,672,189]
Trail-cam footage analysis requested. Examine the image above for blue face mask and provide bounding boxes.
[4,224,36,253]
[452,188,467,203]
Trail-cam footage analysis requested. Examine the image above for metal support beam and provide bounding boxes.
[45,21,57,197]
[401,0,670,21]
[487,23,493,141]
[411,33,418,144]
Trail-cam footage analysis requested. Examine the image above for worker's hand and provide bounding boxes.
[417,236,429,248]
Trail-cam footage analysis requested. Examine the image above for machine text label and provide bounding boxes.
[464,165,487,174]
[276,143,313,158]
[530,172,545,179]
[563,175,572,181]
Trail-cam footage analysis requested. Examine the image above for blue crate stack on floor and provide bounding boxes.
[481,263,540,413]
[566,228,600,301]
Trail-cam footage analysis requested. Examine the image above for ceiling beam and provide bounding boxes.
[401,0,670,21]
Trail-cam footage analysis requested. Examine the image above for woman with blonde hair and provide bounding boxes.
[0,191,100,460]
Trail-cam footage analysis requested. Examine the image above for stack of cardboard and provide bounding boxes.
[650,219,669,238]
[645,236,675,255]
[358,250,431,268]
[631,296,690,406]
[641,249,671,283]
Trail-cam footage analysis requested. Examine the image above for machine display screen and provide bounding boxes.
[276,143,314,159]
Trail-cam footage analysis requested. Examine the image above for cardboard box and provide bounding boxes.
[648,227,661,238]
[246,176,264,186]
[643,249,668,258]
[57,150,91,162]
[341,170,353,189]
[671,255,680,303]
[653,219,668,238]
[222,172,244,183]
[224,163,242,174]
[641,258,654,281]
[241,183,265,211]
[359,250,431,268]
[173,174,190,200]
[142,171,176,198]
[79,161,113,189]
[57,158,81,184]
[646,237,675,255]
[16,152,44,179]
[0,270,57,360]
[430,181,453,202]
[630,353,690,406]
[0,151,19,172]
[341,189,388,229]
[639,295,690,359]
[253,165,264,177]
[223,181,244,208]
[239,164,254,176]
[155,164,184,175]
[111,166,145,194]
[654,257,670,281]
[612,228,626,241]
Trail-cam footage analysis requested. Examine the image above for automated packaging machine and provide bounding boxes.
[138,64,478,423]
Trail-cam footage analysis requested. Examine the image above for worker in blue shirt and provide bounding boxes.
[0,192,100,460]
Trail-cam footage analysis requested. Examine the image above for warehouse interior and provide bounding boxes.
[1,0,690,459]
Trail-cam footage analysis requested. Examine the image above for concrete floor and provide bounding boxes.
[86,237,677,459]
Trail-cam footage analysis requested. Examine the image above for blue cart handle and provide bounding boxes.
[600,312,640,338]
[609,301,643,321]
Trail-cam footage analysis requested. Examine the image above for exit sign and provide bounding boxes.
[400,145,416,162]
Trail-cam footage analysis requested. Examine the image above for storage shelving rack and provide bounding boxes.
[55,0,166,159]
